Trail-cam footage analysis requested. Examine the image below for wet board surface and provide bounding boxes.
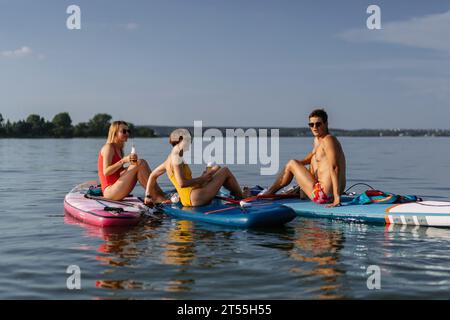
[159,198,297,228]
[283,196,450,227]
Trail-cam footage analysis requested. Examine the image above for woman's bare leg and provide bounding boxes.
[218,167,243,198]
[190,167,243,206]
[103,168,139,201]
[136,160,166,202]
[104,160,166,201]
[136,160,150,188]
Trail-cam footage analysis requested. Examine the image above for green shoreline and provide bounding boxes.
[145,126,450,137]
[1,127,449,138]
[1,112,449,138]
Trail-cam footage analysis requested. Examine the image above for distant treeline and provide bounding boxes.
[0,113,155,138]
[329,128,450,137]
[1,112,449,138]
[147,125,450,138]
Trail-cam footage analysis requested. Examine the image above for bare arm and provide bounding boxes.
[299,150,314,166]
[323,136,341,206]
[169,150,211,188]
[102,144,127,176]
[145,161,167,198]
[172,162,210,188]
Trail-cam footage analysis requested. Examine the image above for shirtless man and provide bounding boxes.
[266,109,346,207]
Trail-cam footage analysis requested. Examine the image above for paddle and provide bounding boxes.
[84,193,153,214]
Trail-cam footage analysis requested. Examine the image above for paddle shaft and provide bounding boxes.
[84,194,145,209]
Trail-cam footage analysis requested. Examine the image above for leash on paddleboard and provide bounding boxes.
[84,193,153,215]
[344,183,376,195]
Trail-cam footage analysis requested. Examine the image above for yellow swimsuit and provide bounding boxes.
[168,163,194,206]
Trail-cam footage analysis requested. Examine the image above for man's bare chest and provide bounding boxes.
[314,147,327,164]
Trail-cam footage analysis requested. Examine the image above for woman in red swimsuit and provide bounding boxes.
[98,121,166,202]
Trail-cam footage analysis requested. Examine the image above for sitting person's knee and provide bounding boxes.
[286,159,296,169]
[137,159,148,167]
[221,166,231,174]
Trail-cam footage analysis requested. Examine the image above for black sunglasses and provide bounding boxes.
[308,122,322,128]
[121,129,131,134]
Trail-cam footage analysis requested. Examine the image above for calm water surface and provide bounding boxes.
[1,137,450,299]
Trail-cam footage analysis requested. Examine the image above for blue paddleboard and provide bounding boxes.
[158,198,297,228]
[283,196,450,227]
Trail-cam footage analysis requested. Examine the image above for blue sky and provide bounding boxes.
[1,0,450,129]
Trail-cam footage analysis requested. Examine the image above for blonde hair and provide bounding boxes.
[106,121,128,155]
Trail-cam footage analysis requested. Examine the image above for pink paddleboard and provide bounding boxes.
[64,181,147,227]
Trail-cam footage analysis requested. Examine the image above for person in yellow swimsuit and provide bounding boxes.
[144,128,248,207]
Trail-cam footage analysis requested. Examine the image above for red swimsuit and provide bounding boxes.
[98,149,122,193]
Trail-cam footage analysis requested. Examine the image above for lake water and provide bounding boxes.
[1,137,450,299]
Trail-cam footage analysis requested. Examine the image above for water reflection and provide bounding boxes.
[64,213,162,292]
[160,221,238,295]
[162,220,196,266]
[95,279,144,290]
[289,220,346,299]
[64,214,223,295]
[64,209,450,299]
[384,224,450,240]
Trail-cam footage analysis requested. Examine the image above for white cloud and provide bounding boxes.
[1,46,33,58]
[339,10,450,53]
[125,22,138,31]
[1,46,47,61]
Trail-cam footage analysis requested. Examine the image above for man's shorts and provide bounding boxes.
[312,182,331,204]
